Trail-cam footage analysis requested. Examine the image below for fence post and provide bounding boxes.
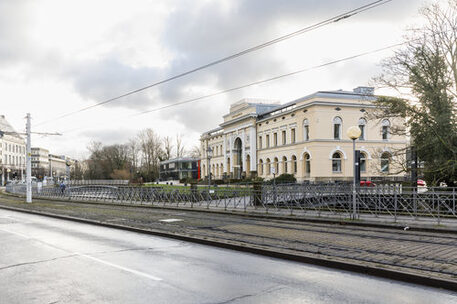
[190,183,197,208]
[436,188,440,225]
[252,181,262,208]
[453,187,455,216]
[394,187,397,222]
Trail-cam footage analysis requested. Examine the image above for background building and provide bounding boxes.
[201,87,408,182]
[49,154,68,179]
[159,157,199,181]
[31,147,50,179]
[0,115,26,185]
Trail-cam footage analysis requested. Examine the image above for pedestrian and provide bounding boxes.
[60,182,66,194]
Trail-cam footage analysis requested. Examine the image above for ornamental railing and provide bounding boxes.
[5,183,456,225]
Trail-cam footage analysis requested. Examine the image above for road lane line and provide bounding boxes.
[75,252,163,281]
[0,227,31,239]
[0,227,163,282]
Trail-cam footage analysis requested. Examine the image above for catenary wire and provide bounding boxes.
[35,0,393,127]
[60,40,406,135]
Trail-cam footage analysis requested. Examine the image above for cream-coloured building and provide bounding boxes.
[0,115,26,185]
[31,147,50,178]
[200,87,407,182]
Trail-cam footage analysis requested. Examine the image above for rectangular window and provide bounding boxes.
[274,133,278,146]
[291,129,296,143]
[282,130,286,145]
[258,136,262,149]
[360,158,366,172]
[332,160,341,172]
[334,124,340,140]
[382,126,388,140]
[359,125,365,140]
[304,126,309,141]
[266,135,270,148]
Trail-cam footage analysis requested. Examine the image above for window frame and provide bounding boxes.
[333,117,342,140]
[332,152,342,173]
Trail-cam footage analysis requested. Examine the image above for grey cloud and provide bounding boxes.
[66,57,163,110]
[154,0,423,107]
[80,128,137,145]
[0,0,32,66]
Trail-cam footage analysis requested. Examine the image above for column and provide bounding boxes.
[249,126,257,172]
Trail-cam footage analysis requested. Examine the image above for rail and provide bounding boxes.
[5,183,456,225]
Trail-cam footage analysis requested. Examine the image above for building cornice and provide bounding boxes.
[257,100,376,123]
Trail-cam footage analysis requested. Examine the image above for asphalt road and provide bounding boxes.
[0,209,456,304]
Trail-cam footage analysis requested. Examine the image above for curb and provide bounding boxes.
[0,204,456,292]
[3,192,457,235]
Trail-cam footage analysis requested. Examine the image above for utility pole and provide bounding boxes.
[26,113,32,203]
[1,114,60,203]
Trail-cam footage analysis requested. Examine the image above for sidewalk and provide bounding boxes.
[0,193,456,291]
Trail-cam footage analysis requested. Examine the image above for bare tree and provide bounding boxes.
[372,0,457,185]
[137,129,164,181]
[127,138,140,174]
[189,145,202,158]
[163,136,173,160]
[175,133,185,158]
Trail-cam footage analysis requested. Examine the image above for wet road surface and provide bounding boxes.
[0,209,456,304]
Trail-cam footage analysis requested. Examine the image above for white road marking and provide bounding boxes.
[75,252,163,281]
[159,218,183,223]
[0,227,163,282]
[0,227,31,239]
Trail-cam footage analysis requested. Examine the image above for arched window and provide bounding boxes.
[266,158,271,175]
[303,119,310,141]
[333,117,342,140]
[381,152,391,173]
[332,152,342,172]
[292,155,297,174]
[304,153,311,175]
[282,156,288,174]
[358,118,367,140]
[259,159,264,175]
[360,152,367,172]
[273,157,279,175]
[382,119,390,140]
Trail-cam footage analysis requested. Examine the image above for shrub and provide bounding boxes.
[271,173,297,184]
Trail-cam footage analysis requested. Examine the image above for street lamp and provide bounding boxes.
[206,147,213,189]
[347,126,362,220]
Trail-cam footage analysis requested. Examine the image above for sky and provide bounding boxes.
[0,0,442,159]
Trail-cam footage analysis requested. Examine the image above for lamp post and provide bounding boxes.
[347,126,362,220]
[206,147,213,190]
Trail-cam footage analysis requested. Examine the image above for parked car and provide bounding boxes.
[417,179,428,193]
[360,180,376,187]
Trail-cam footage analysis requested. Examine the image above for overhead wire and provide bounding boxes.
[60,40,407,134]
[35,0,393,127]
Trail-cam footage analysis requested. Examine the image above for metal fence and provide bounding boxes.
[5,183,457,225]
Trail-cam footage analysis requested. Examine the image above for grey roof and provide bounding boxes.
[160,157,200,165]
[0,115,22,139]
[258,89,377,118]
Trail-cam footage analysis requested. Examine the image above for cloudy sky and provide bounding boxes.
[0,0,441,159]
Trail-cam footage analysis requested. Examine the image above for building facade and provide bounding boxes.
[201,87,408,182]
[159,157,200,181]
[0,115,26,185]
[49,154,68,179]
[31,147,50,178]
